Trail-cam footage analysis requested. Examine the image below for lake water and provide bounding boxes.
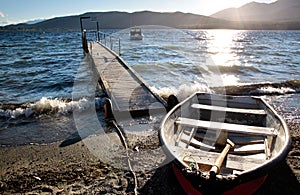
[0,29,299,145]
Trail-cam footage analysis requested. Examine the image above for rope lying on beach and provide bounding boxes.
[112,120,138,195]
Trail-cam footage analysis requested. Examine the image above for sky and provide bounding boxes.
[0,0,277,26]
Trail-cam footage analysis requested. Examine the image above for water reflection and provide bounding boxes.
[203,30,249,86]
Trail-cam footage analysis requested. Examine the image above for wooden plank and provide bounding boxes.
[181,150,266,171]
[265,137,271,160]
[180,133,265,154]
[196,93,260,109]
[191,103,266,115]
[181,132,214,150]
[90,42,165,114]
[176,117,276,136]
[184,128,196,148]
[183,130,265,145]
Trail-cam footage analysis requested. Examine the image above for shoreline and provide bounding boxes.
[1,122,299,194]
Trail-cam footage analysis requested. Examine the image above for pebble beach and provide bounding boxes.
[0,120,299,194]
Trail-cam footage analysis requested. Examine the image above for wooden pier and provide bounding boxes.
[88,41,168,126]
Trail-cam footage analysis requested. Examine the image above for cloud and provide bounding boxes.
[0,12,4,17]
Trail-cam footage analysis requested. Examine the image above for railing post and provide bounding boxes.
[80,16,91,55]
[97,21,100,42]
[82,29,89,54]
[119,38,121,55]
[110,36,113,50]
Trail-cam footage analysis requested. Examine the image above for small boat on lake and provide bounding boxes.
[130,27,143,40]
[160,92,290,194]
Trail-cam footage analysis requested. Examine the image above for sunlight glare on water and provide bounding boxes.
[206,30,238,66]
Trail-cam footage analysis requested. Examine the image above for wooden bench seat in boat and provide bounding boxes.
[179,132,265,154]
[182,130,265,145]
[180,149,267,171]
[191,103,267,115]
[175,117,276,137]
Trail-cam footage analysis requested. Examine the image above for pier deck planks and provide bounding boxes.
[89,42,166,114]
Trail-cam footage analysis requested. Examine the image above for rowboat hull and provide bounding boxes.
[172,164,267,195]
[160,92,290,194]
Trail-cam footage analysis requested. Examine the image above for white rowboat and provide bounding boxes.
[160,92,290,194]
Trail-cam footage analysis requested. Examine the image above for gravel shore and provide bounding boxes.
[1,121,299,194]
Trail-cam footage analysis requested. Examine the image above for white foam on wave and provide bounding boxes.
[253,87,296,95]
[0,97,103,119]
[151,82,211,102]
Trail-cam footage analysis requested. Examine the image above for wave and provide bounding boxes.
[194,37,206,41]
[214,80,300,96]
[0,97,104,119]
[233,39,251,43]
[0,44,15,48]
[198,64,262,75]
[151,82,211,102]
[151,80,300,102]
[2,80,299,120]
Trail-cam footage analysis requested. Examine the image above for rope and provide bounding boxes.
[183,155,199,170]
[112,120,138,195]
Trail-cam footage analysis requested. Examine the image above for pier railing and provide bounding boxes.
[83,30,121,56]
[99,32,121,56]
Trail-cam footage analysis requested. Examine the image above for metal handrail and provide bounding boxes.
[84,30,121,56]
[79,16,121,55]
[99,32,121,56]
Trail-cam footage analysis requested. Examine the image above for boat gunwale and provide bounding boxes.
[160,92,290,183]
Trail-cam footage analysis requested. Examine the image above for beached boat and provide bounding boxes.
[160,92,290,194]
[130,27,143,40]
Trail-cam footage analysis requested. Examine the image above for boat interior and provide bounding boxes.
[163,93,288,176]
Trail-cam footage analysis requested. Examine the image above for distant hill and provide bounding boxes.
[1,11,229,31]
[26,19,46,25]
[211,0,300,22]
[2,9,300,31]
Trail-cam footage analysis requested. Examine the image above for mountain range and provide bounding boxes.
[1,0,299,31]
[211,0,300,22]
